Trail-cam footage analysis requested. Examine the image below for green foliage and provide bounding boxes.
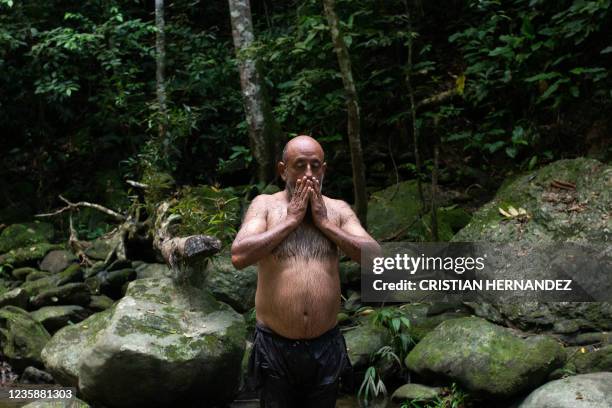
[169,185,240,245]
[373,307,415,360]
[358,366,387,406]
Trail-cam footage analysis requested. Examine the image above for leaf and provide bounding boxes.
[525,72,560,82]
[499,207,512,218]
[518,208,527,215]
[528,155,538,170]
[508,206,519,216]
[505,146,518,158]
[455,74,466,95]
[601,46,612,54]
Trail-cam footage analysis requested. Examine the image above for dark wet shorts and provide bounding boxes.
[247,322,353,408]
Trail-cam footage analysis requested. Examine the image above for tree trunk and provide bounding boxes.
[322,0,368,227]
[228,0,281,183]
[155,0,167,143]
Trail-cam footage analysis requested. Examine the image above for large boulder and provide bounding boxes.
[453,158,610,243]
[453,158,612,333]
[405,317,564,399]
[0,306,51,372]
[42,277,246,408]
[519,372,612,408]
[0,222,54,254]
[367,181,470,241]
[204,253,257,313]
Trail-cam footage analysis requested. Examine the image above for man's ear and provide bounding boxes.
[278,162,287,181]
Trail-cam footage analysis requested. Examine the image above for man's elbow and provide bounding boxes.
[231,254,246,270]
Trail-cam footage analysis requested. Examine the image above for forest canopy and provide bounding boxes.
[1,0,610,227]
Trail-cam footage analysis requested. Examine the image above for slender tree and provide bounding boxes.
[322,0,368,227]
[155,0,167,144]
[228,0,281,183]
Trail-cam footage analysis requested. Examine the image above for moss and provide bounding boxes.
[0,222,54,254]
[0,243,63,267]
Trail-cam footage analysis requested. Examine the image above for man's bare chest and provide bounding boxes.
[266,201,341,261]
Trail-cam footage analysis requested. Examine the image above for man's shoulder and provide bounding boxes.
[250,192,286,206]
[322,195,353,213]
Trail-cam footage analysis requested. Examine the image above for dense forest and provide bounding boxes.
[2,0,610,227]
[0,1,611,407]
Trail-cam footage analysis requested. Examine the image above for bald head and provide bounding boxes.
[282,135,325,163]
[278,135,327,196]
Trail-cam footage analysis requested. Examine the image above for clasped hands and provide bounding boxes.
[286,176,328,228]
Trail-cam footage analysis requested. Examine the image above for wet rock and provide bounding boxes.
[20,366,55,384]
[31,305,90,333]
[134,262,171,279]
[42,277,246,407]
[12,267,38,281]
[0,288,29,309]
[519,372,612,408]
[405,317,564,399]
[30,283,90,308]
[0,306,51,372]
[204,253,257,313]
[391,383,443,403]
[343,320,390,370]
[88,295,114,311]
[40,250,77,274]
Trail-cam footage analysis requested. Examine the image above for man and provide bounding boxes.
[231,135,380,407]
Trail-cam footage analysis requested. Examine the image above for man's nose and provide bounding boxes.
[305,165,313,177]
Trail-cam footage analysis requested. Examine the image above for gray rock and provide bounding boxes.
[42,277,246,408]
[405,317,565,399]
[0,243,63,268]
[204,253,257,313]
[519,372,612,408]
[88,295,115,311]
[31,305,90,333]
[0,287,29,308]
[30,283,90,308]
[40,250,77,274]
[134,262,171,279]
[391,383,443,403]
[20,366,55,384]
[22,398,90,408]
[343,320,389,370]
[84,239,113,261]
[0,306,51,372]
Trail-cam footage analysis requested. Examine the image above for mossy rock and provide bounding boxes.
[31,305,91,334]
[343,320,390,370]
[30,283,91,308]
[367,181,469,241]
[399,302,472,342]
[44,277,247,408]
[20,264,84,301]
[453,158,611,243]
[0,305,51,372]
[0,287,29,309]
[519,372,612,408]
[0,243,63,268]
[405,317,564,399]
[563,344,612,374]
[0,222,54,254]
[12,267,39,280]
[204,252,257,313]
[42,309,112,387]
[391,383,443,403]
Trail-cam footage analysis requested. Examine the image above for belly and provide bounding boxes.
[256,257,340,339]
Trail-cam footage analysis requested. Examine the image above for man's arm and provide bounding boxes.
[231,179,312,269]
[311,193,381,264]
